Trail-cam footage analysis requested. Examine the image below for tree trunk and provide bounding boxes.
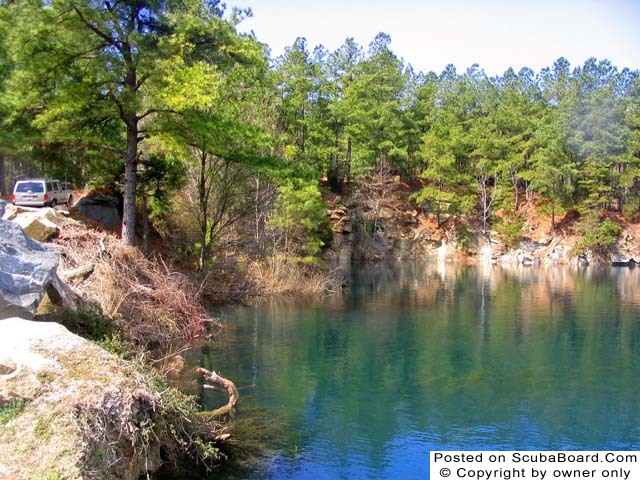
[120,34,139,246]
[47,272,94,312]
[510,169,519,211]
[346,137,352,182]
[300,106,305,154]
[141,194,149,256]
[254,174,261,250]
[198,151,208,272]
[0,155,6,197]
[59,264,94,282]
[121,124,138,246]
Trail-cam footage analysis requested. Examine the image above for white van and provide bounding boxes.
[12,178,73,208]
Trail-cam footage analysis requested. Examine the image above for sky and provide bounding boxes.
[234,0,640,76]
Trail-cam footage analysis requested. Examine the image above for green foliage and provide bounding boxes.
[139,154,187,210]
[193,436,224,462]
[0,399,27,425]
[151,375,224,465]
[455,222,473,253]
[2,0,260,245]
[57,310,120,343]
[494,212,525,247]
[364,219,380,237]
[1,1,639,263]
[96,334,131,360]
[575,217,622,252]
[270,181,331,256]
[55,309,132,359]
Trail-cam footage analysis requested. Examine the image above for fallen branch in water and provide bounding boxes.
[197,367,239,420]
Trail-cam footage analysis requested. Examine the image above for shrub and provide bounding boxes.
[575,217,621,252]
[270,182,332,257]
[54,224,220,347]
[0,400,27,425]
[494,212,524,247]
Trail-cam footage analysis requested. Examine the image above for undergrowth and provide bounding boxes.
[150,371,226,469]
[0,399,27,425]
[574,216,622,253]
[53,224,220,348]
[247,253,341,296]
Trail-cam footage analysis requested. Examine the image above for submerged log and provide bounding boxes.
[197,367,239,419]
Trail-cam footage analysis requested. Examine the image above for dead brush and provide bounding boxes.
[247,254,341,296]
[54,224,220,347]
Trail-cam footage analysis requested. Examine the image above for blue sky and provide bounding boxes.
[235,0,640,75]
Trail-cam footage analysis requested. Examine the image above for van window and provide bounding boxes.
[15,181,44,193]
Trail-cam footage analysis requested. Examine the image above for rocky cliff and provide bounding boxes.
[324,177,639,270]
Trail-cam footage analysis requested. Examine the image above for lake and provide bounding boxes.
[174,262,640,479]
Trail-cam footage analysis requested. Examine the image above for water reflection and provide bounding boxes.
[184,263,640,479]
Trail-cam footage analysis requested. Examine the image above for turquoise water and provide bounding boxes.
[178,263,640,479]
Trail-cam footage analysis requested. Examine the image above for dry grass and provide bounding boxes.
[247,254,341,297]
[54,224,220,347]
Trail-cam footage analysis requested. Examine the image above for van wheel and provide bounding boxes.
[50,199,57,208]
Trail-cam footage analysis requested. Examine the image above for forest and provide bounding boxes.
[1,0,639,269]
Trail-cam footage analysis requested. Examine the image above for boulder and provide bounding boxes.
[75,195,121,226]
[0,220,59,319]
[377,207,396,220]
[12,212,58,242]
[2,204,76,242]
[611,253,638,267]
[0,318,163,480]
[0,318,76,401]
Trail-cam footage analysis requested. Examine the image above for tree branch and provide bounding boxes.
[197,367,239,419]
[135,72,151,90]
[72,6,119,49]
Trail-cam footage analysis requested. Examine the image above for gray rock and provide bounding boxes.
[76,195,121,226]
[0,199,5,217]
[611,253,637,267]
[0,219,59,319]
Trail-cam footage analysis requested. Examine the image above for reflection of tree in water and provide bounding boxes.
[185,263,640,477]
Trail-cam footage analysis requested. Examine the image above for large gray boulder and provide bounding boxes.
[0,220,59,319]
[75,195,121,226]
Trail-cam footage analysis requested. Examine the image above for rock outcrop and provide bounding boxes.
[0,318,163,480]
[0,220,59,319]
[324,178,640,268]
